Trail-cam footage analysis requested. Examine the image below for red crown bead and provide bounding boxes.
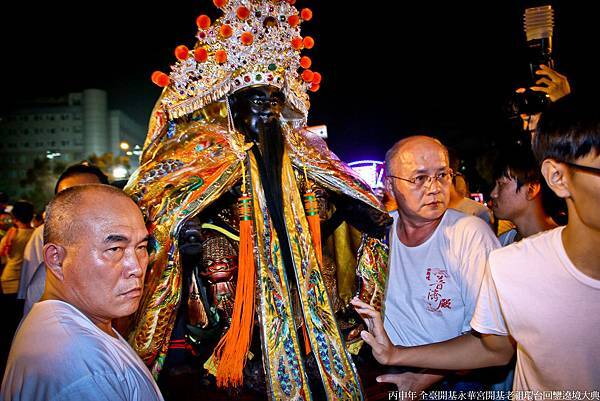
[194,48,208,62]
[174,45,189,61]
[300,56,312,69]
[291,37,304,50]
[220,24,233,38]
[312,72,322,85]
[303,36,315,49]
[240,32,254,45]
[151,71,170,87]
[215,49,228,64]
[300,8,313,21]
[196,15,211,29]
[236,6,250,20]
[288,15,300,27]
[302,70,314,82]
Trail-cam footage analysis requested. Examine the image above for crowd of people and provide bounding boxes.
[0,78,596,401]
[0,1,598,399]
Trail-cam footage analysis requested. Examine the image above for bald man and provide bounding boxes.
[1,185,164,401]
[372,136,499,390]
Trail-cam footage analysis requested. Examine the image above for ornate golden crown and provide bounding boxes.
[151,0,322,122]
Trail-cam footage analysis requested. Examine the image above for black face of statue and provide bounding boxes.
[229,85,285,143]
[228,85,294,278]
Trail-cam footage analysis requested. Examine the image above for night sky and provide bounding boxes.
[2,0,599,188]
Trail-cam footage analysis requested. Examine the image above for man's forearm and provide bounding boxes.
[389,332,514,370]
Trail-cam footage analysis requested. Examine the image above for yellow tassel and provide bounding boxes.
[213,193,256,388]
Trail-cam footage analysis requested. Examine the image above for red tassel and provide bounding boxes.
[213,194,256,388]
[302,187,324,355]
[303,188,322,265]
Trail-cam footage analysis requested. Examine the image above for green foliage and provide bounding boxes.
[19,157,67,210]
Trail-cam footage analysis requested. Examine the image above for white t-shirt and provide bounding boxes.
[17,224,45,316]
[1,300,164,401]
[384,209,500,346]
[471,227,600,390]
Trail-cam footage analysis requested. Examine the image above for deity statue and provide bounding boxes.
[124,1,390,399]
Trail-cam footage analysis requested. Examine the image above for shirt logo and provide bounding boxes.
[425,267,452,314]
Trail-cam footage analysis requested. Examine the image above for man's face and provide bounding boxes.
[489,175,529,221]
[61,193,149,320]
[564,152,600,230]
[57,173,102,193]
[387,140,451,223]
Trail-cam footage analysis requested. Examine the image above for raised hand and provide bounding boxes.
[351,297,397,365]
[530,64,571,102]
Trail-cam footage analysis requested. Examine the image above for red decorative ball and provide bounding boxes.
[312,72,322,85]
[215,50,228,64]
[213,0,227,8]
[194,48,208,62]
[240,32,253,45]
[309,83,320,92]
[174,45,189,61]
[291,37,304,50]
[196,15,211,30]
[236,6,250,20]
[286,0,296,4]
[303,36,315,49]
[300,8,313,21]
[299,56,312,69]
[220,24,233,38]
[288,15,300,27]
[301,69,314,82]
[151,71,170,87]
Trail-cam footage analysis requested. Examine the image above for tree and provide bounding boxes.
[19,157,66,210]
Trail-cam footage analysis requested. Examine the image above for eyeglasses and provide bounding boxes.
[387,169,454,189]
[562,161,600,177]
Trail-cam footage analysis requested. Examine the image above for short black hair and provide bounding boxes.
[493,144,565,219]
[54,163,109,194]
[533,95,600,164]
[492,145,541,191]
[12,200,34,225]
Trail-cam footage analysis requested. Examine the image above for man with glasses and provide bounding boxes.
[377,136,500,391]
[354,96,600,391]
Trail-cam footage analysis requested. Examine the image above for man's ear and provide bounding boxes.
[526,182,542,201]
[541,159,570,199]
[384,176,393,195]
[43,243,66,281]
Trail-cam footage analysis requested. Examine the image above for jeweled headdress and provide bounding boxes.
[151,0,322,122]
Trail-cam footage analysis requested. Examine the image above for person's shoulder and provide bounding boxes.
[490,227,561,269]
[444,208,493,235]
[22,301,107,352]
[457,197,487,213]
[25,224,44,247]
[14,301,120,368]
[32,224,44,238]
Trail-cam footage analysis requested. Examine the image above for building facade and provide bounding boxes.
[0,89,145,197]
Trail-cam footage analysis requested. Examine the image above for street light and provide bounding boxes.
[112,165,128,179]
[120,141,130,151]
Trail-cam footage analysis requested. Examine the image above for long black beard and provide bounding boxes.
[247,119,294,280]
